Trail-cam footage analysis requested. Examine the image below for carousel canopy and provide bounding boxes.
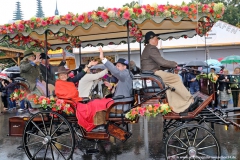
[0,2,225,50]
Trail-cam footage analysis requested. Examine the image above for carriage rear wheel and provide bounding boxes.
[165,124,220,160]
[23,111,75,160]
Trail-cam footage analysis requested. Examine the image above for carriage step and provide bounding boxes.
[86,148,100,155]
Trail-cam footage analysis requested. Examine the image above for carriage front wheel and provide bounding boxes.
[23,111,75,160]
[165,124,221,160]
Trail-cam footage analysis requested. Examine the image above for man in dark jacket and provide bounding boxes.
[39,51,66,86]
[141,31,177,71]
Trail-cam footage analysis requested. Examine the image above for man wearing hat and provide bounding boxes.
[141,31,194,114]
[141,31,177,71]
[99,48,133,107]
[39,51,66,86]
[20,49,42,91]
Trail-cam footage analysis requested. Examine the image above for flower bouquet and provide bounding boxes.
[125,103,172,120]
[27,94,74,115]
[10,89,26,101]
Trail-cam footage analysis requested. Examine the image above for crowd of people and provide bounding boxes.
[177,66,240,109]
[0,31,239,132]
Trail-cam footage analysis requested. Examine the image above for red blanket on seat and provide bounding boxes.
[76,98,113,131]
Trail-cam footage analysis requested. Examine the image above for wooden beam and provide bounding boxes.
[17,57,20,66]
[11,58,18,65]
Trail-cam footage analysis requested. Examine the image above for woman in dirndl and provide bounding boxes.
[218,69,231,108]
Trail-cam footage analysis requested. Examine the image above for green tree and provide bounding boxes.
[13,1,24,21]
[192,0,240,26]
[36,0,45,18]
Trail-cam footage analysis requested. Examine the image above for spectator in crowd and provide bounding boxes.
[129,60,141,75]
[218,69,231,108]
[0,79,8,111]
[180,68,190,89]
[209,68,219,108]
[188,67,200,95]
[4,78,17,111]
[219,66,225,74]
[174,67,182,82]
[230,67,240,107]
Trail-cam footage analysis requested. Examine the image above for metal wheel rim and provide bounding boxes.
[23,111,75,160]
[165,124,221,160]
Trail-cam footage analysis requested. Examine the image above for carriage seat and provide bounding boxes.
[139,70,165,93]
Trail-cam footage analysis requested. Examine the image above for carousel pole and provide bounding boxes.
[139,41,141,58]
[79,44,81,66]
[44,30,49,97]
[126,20,131,66]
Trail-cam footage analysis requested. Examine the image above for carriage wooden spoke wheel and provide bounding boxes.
[23,111,75,160]
[165,124,220,160]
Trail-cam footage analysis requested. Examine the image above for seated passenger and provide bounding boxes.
[141,31,193,113]
[78,66,108,98]
[99,47,133,110]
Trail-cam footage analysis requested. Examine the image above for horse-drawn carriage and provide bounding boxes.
[8,69,240,160]
[1,2,238,159]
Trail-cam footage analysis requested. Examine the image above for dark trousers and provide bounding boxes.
[1,96,8,108]
[232,89,239,107]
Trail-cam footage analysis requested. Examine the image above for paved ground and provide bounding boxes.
[0,105,239,160]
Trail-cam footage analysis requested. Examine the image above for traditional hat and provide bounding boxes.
[40,53,50,59]
[114,58,129,67]
[56,66,70,74]
[23,49,34,58]
[144,31,158,43]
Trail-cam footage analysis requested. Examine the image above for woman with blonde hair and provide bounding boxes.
[218,69,231,108]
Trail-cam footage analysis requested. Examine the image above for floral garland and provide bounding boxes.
[27,94,74,115]
[10,89,26,101]
[196,17,214,35]
[48,31,81,47]
[128,20,142,42]
[125,103,172,120]
[0,3,224,42]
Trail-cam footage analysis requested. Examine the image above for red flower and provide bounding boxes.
[30,22,35,29]
[123,11,131,20]
[97,11,102,16]
[18,23,25,31]
[53,20,60,24]
[101,12,108,21]
[158,5,165,12]
[66,14,72,20]
[137,9,142,14]
[133,8,138,13]
[182,6,189,13]
[77,15,84,23]
[209,9,214,14]
[41,20,47,26]
[71,21,76,25]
